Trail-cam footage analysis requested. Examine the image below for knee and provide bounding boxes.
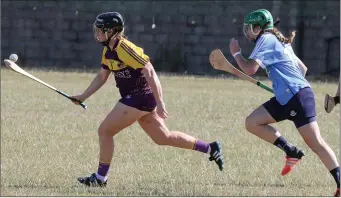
[98,123,108,138]
[98,122,116,138]
[245,115,256,133]
[98,118,125,137]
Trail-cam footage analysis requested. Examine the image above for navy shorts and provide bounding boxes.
[263,87,316,128]
[119,93,157,112]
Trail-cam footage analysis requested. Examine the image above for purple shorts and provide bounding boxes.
[119,93,157,112]
[263,87,316,128]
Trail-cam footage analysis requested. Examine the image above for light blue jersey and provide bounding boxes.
[249,33,310,105]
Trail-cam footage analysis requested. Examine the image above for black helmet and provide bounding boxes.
[93,12,124,47]
[94,12,124,32]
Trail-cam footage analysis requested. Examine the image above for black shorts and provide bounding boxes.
[263,87,316,128]
[119,93,157,112]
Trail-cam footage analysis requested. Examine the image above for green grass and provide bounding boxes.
[1,68,339,196]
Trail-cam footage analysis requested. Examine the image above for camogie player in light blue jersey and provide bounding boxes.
[229,9,339,196]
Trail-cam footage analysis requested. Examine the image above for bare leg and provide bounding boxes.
[245,105,304,176]
[138,110,224,170]
[78,102,148,185]
[298,121,339,170]
[245,105,280,143]
[298,121,340,193]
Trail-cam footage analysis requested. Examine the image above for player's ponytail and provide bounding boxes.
[265,28,297,44]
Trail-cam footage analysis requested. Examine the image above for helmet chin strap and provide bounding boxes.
[100,31,119,50]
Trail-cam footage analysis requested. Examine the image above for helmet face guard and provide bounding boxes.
[243,24,260,43]
[93,24,103,43]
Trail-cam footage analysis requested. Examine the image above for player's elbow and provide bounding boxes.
[303,69,308,76]
[100,73,109,81]
[297,58,308,76]
[244,60,259,76]
[298,65,307,76]
[98,71,110,82]
[244,68,257,76]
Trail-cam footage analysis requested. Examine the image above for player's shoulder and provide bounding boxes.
[116,37,148,59]
[117,37,142,51]
[259,33,275,41]
[256,33,276,47]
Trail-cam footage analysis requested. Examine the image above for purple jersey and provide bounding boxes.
[101,38,152,97]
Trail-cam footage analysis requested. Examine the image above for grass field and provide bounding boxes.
[1,68,339,196]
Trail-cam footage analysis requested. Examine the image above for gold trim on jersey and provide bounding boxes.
[120,41,148,66]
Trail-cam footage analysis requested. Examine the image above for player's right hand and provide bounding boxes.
[229,38,241,56]
[70,95,85,105]
[156,101,168,119]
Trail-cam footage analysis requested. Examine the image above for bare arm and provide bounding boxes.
[141,62,163,104]
[234,54,260,76]
[80,68,111,101]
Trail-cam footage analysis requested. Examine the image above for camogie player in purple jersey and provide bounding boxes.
[229,9,340,196]
[71,12,224,187]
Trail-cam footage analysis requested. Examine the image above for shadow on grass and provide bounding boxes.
[3,183,168,196]
[6,184,67,189]
[2,179,330,196]
[144,179,329,188]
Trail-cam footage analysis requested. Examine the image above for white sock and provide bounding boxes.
[95,172,108,182]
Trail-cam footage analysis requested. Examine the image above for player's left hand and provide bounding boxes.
[156,101,168,119]
[229,38,241,55]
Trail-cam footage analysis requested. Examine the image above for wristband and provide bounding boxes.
[233,50,241,58]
